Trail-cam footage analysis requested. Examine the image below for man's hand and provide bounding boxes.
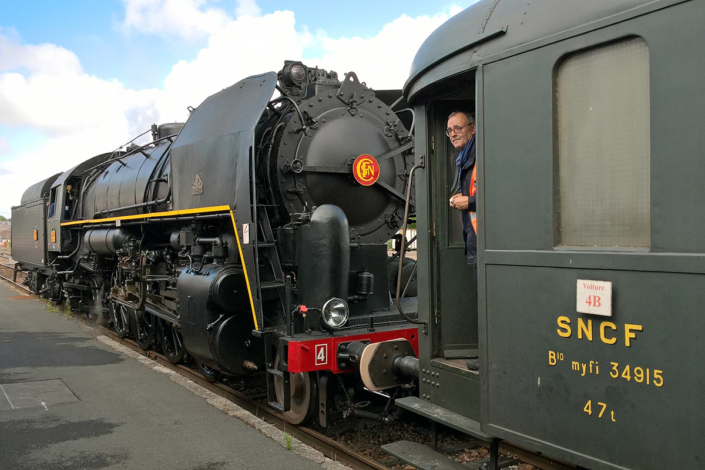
[449,194,469,211]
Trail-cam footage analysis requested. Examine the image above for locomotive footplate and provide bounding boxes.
[283,324,419,374]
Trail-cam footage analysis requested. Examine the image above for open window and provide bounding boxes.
[425,70,477,365]
[48,187,57,218]
[63,180,78,220]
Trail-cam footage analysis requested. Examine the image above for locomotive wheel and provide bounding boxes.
[133,310,155,350]
[111,303,130,338]
[156,318,185,363]
[274,354,318,425]
[195,360,220,382]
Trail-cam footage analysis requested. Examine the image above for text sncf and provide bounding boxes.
[556,316,643,347]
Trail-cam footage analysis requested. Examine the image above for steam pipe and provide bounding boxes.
[80,132,177,176]
[272,90,308,134]
[195,237,224,246]
[350,409,394,424]
[56,241,82,260]
[95,187,170,217]
[395,108,416,135]
[56,254,89,276]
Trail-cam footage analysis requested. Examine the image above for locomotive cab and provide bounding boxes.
[11,173,61,293]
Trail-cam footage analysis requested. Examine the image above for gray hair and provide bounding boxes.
[447,111,475,125]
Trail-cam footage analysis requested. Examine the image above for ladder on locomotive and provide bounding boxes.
[252,205,291,412]
[253,206,286,299]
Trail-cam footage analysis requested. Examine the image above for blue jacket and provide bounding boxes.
[456,138,477,265]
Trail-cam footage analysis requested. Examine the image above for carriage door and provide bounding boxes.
[427,72,477,364]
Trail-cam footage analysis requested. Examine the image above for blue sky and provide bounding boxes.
[0,0,478,216]
[1,0,474,89]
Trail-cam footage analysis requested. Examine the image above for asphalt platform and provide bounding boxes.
[0,281,340,470]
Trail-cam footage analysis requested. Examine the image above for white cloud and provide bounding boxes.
[0,131,112,214]
[0,32,82,74]
[119,0,263,41]
[160,10,304,117]
[0,4,464,217]
[159,8,455,108]
[305,12,452,90]
[0,71,165,137]
[0,33,171,216]
[120,0,230,38]
[235,0,261,17]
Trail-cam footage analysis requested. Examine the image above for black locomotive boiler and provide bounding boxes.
[11,61,420,426]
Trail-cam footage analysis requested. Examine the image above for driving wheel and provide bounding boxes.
[195,360,220,382]
[132,310,154,350]
[156,318,185,363]
[111,303,130,338]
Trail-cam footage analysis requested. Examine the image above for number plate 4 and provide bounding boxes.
[314,344,327,366]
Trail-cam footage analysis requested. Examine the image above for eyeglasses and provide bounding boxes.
[446,123,473,136]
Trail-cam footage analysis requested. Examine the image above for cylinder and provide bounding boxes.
[357,271,374,295]
[169,231,181,250]
[209,266,247,312]
[297,205,350,309]
[177,264,250,370]
[84,228,131,255]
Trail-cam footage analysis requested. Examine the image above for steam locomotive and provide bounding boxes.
[11,61,419,426]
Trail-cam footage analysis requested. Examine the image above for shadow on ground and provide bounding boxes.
[0,415,128,470]
[0,331,124,383]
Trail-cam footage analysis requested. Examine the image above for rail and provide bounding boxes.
[0,266,29,294]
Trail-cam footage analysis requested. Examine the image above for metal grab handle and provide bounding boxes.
[396,154,426,326]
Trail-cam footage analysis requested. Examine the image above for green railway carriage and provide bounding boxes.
[390,0,705,468]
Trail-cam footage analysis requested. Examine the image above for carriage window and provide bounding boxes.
[555,37,650,248]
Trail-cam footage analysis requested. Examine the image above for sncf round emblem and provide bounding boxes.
[353,154,380,186]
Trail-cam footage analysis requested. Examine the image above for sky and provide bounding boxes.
[0,0,478,218]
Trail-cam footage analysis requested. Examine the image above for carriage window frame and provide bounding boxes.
[553,37,651,249]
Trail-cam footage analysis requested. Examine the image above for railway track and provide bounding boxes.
[0,254,24,288]
[0,270,574,470]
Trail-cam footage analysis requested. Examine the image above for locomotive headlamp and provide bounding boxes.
[290,64,306,83]
[321,298,349,330]
[281,61,307,87]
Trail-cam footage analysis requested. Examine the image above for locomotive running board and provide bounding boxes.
[394,396,496,443]
[382,441,513,470]
[391,397,501,469]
